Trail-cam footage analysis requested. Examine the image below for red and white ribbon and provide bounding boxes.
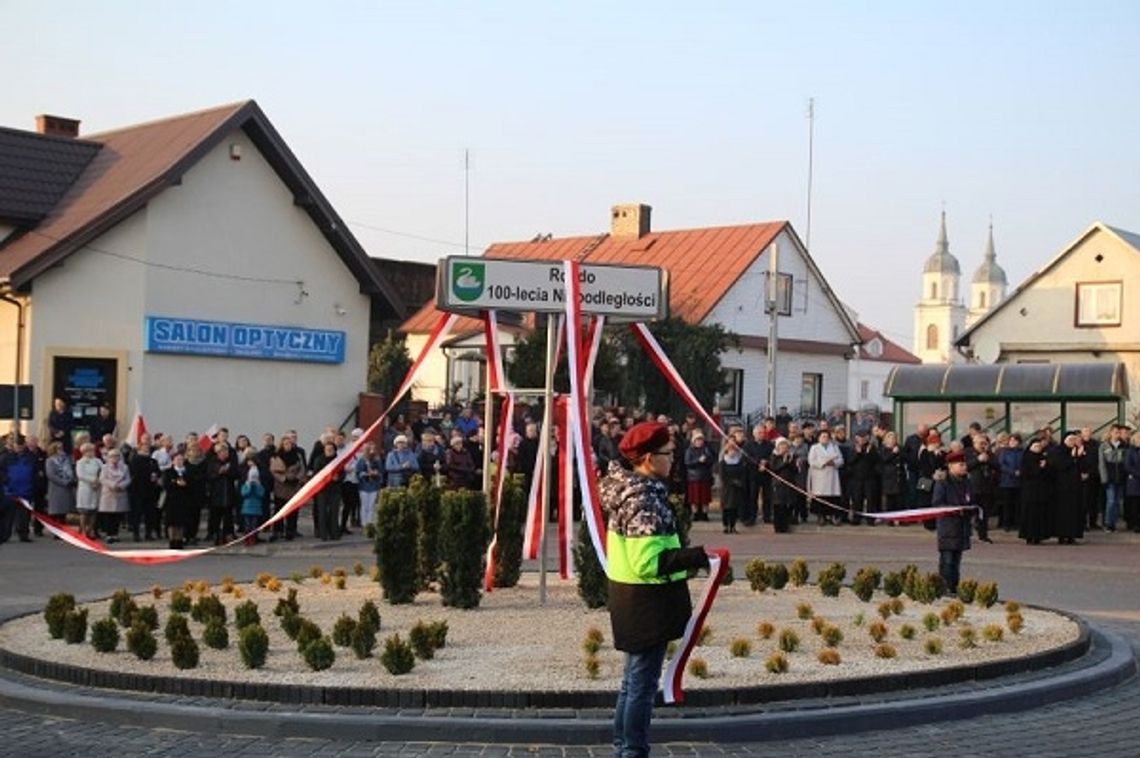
[483,392,515,591]
[662,548,730,705]
[482,310,507,393]
[583,315,605,397]
[556,398,574,579]
[17,311,459,564]
[630,323,724,441]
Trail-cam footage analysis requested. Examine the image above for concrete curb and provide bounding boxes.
[0,625,1133,744]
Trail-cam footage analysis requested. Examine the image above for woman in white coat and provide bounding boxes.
[97,448,131,543]
[75,442,102,539]
[807,429,844,525]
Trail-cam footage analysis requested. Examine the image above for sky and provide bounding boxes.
[3,1,1138,349]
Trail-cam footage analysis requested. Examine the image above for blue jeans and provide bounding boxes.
[1105,483,1122,529]
[613,642,667,758]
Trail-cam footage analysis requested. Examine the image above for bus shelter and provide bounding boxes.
[884,362,1128,440]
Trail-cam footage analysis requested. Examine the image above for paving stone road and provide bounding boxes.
[1,521,1138,757]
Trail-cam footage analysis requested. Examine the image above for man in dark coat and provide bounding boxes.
[933,450,975,594]
[742,423,773,526]
[903,423,929,508]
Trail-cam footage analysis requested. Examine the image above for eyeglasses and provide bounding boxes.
[652,448,675,457]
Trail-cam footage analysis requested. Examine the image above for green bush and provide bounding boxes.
[975,581,999,608]
[332,614,358,647]
[191,594,226,625]
[63,608,88,644]
[44,593,76,639]
[302,637,336,671]
[575,515,608,608]
[90,617,120,653]
[765,562,789,590]
[126,622,158,661]
[721,563,735,586]
[109,589,134,627]
[171,635,200,669]
[358,600,381,633]
[234,600,261,630]
[882,572,904,598]
[957,577,979,604]
[238,624,270,669]
[822,625,844,647]
[295,619,322,652]
[493,475,526,588]
[380,634,415,675]
[202,619,229,649]
[789,558,809,587]
[280,609,303,640]
[410,475,442,591]
[169,589,192,613]
[375,486,421,604]
[851,567,882,603]
[164,613,191,644]
[131,605,159,631]
[744,559,769,592]
[428,620,449,649]
[350,622,377,659]
[273,589,300,617]
[817,565,843,598]
[778,628,800,653]
[923,612,941,632]
[438,489,491,609]
[408,621,437,660]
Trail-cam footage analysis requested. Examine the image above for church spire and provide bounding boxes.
[936,209,949,256]
[971,217,1007,286]
[923,209,960,275]
[983,219,996,262]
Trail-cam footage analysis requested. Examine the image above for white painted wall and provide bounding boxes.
[846,356,897,410]
[28,128,372,444]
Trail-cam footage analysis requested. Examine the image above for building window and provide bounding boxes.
[765,272,794,316]
[1075,281,1122,327]
[925,324,939,350]
[860,379,870,401]
[930,282,938,300]
[801,373,822,417]
[717,368,744,415]
[979,291,986,309]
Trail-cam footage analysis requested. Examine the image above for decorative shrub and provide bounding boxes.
[409,621,437,660]
[151,585,164,599]
[280,609,303,640]
[202,619,229,650]
[90,617,120,653]
[295,619,322,652]
[874,643,897,659]
[494,475,526,589]
[817,649,841,665]
[697,625,713,646]
[191,594,226,625]
[109,589,133,625]
[898,624,917,640]
[370,565,380,582]
[852,612,865,627]
[44,593,77,639]
[817,562,845,597]
[131,605,159,631]
[302,637,336,671]
[899,564,921,600]
[851,566,882,602]
[353,562,366,577]
[1004,600,1021,614]
[1007,613,1024,634]
[234,600,261,630]
[290,572,305,584]
[410,475,443,591]
[687,657,709,678]
[721,563,735,586]
[171,635,200,669]
[380,634,415,675]
[796,602,813,620]
[583,627,603,656]
[868,621,888,643]
[238,624,270,669]
[350,622,377,659]
[274,589,300,617]
[232,587,245,600]
[877,601,893,620]
[220,576,235,594]
[957,577,979,604]
[193,580,209,595]
[165,613,191,644]
[167,588,190,610]
[332,614,358,647]
[975,582,999,608]
[63,608,88,644]
[745,559,769,592]
[437,488,491,609]
[428,620,449,649]
[255,572,274,588]
[333,567,347,579]
[757,621,775,639]
[575,516,608,608]
[882,572,904,598]
[789,558,809,587]
[729,638,752,658]
[374,486,421,604]
[265,578,281,593]
[358,600,381,633]
[320,573,332,586]
[923,612,941,632]
[334,576,347,590]
[765,652,789,673]
[765,563,790,590]
[822,625,844,648]
[584,654,601,679]
[959,626,978,648]
[925,637,944,655]
[810,616,827,635]
[983,623,1005,642]
[778,628,800,653]
[126,622,158,661]
[309,565,324,579]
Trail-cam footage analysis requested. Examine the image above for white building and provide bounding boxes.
[401,204,863,421]
[848,323,921,412]
[0,102,407,444]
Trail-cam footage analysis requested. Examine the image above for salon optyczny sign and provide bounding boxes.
[436,256,668,320]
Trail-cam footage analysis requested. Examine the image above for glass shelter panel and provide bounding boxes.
[901,402,952,436]
[955,402,1007,438]
[1064,402,1120,437]
[1008,402,1062,439]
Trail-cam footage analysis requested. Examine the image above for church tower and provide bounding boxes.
[913,211,967,363]
[967,221,1008,327]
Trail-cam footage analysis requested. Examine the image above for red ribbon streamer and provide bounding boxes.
[662,548,730,704]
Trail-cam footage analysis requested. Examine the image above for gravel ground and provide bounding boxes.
[0,571,1078,690]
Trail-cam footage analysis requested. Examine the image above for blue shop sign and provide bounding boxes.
[144,316,345,364]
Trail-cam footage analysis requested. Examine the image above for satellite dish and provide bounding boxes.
[974,336,1000,364]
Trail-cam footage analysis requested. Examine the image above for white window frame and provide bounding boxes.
[1075,281,1122,327]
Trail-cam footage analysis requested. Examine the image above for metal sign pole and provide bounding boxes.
[482,323,495,502]
[538,315,557,605]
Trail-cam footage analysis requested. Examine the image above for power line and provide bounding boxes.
[345,219,481,250]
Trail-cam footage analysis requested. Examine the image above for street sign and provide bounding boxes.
[436,257,668,320]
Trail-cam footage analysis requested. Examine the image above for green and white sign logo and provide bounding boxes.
[451,261,485,302]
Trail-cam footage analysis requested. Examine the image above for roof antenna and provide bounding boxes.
[805,97,815,251]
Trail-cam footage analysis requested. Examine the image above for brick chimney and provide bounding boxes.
[610,203,652,240]
[35,114,80,138]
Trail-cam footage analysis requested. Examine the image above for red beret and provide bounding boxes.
[945,450,966,464]
[619,422,672,460]
[926,431,942,444]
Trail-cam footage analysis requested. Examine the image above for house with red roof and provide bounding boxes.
[850,322,921,412]
[0,102,406,443]
[400,203,867,419]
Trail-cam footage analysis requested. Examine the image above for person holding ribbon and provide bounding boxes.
[933,450,976,594]
[601,421,710,758]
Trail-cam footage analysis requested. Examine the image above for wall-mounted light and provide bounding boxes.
[229,143,242,161]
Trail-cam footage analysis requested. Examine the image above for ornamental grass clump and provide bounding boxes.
[335,575,347,590]
[584,655,601,679]
[874,643,897,659]
[164,613,191,644]
[852,612,865,627]
[923,612,941,632]
[380,634,415,675]
[151,585,164,599]
[778,628,800,653]
[796,602,813,620]
[320,573,332,586]
[822,625,844,648]
[1004,600,1022,614]
[868,620,888,643]
[810,616,828,635]
[238,624,270,669]
[202,619,229,650]
[63,608,88,644]
[757,621,775,640]
[44,593,77,639]
[817,648,841,665]
[234,600,260,630]
[959,626,978,649]
[816,563,846,598]
[730,638,752,658]
[924,637,944,655]
[90,617,120,653]
[353,562,366,577]
[409,621,438,660]
[882,571,904,598]
[889,597,905,615]
[254,572,274,589]
[877,601,894,620]
[309,565,324,579]
[126,622,158,661]
[765,652,789,674]
[687,657,709,678]
[982,623,1005,642]
[851,566,882,602]
[957,577,979,604]
[290,572,305,585]
[697,625,713,646]
[332,614,358,647]
[975,581,999,608]
[1007,613,1025,635]
[220,576,235,595]
[744,559,769,592]
[898,623,917,641]
[789,558,809,587]
[583,627,604,656]
[171,635,200,670]
[302,637,335,671]
[265,578,281,593]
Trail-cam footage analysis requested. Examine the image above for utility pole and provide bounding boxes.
[766,242,780,417]
[464,149,470,256]
[805,97,815,251]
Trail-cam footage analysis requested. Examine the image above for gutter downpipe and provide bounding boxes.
[0,281,26,433]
